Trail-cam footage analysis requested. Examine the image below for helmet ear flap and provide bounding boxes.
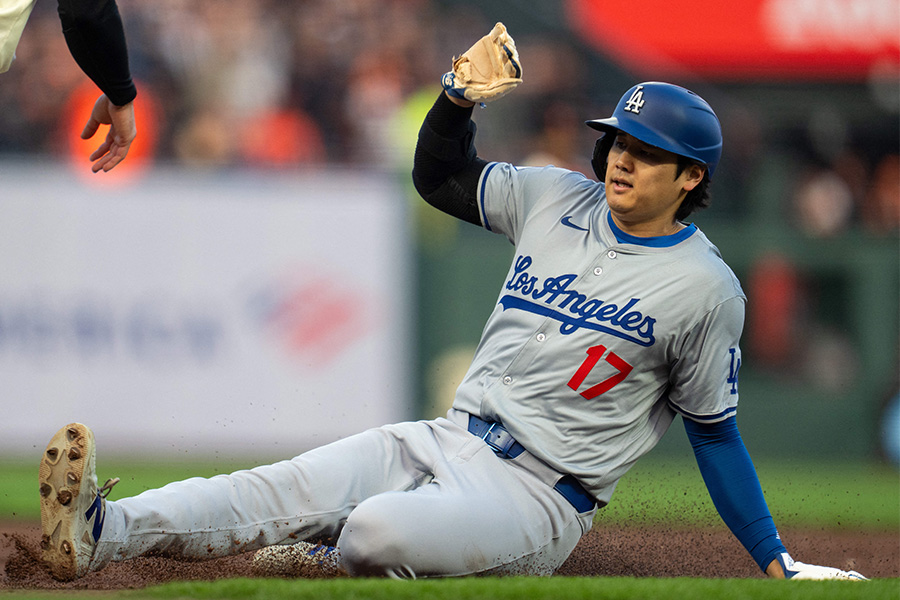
[591,134,613,182]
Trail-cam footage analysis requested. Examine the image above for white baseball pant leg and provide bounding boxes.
[92,410,594,577]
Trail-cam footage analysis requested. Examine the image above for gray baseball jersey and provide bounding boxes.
[83,160,747,579]
[452,162,746,505]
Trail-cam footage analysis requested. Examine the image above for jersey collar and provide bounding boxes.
[607,212,696,248]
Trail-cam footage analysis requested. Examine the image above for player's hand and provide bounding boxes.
[81,94,137,173]
[772,552,867,580]
[442,22,522,105]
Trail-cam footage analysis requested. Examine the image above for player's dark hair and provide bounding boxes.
[591,135,712,222]
[674,155,711,221]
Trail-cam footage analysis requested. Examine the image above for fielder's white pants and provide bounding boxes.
[93,409,595,578]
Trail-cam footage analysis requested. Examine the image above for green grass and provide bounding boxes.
[144,577,898,600]
[5,576,896,600]
[0,456,260,521]
[600,457,900,530]
[3,456,897,530]
[2,457,897,600]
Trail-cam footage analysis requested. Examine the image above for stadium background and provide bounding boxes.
[0,0,897,464]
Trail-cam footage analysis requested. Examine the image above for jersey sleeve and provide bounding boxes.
[477,162,575,244]
[684,417,786,571]
[667,295,745,423]
[57,0,137,106]
[0,0,37,73]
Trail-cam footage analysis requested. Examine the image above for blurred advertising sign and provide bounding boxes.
[0,164,411,457]
[567,0,900,80]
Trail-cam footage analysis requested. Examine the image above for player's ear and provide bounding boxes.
[681,163,705,192]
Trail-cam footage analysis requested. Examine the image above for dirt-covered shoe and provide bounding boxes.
[39,423,118,581]
[251,541,344,578]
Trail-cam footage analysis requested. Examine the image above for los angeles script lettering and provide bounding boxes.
[501,254,656,346]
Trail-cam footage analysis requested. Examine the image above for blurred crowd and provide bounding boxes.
[0,0,896,240]
[0,0,600,175]
[1,0,898,452]
[2,0,443,167]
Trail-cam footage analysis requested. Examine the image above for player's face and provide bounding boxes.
[604,133,704,236]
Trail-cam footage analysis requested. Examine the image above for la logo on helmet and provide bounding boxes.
[624,85,645,114]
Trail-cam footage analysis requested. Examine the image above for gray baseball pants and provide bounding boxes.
[92,409,595,578]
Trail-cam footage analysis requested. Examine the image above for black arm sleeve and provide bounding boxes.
[412,93,488,227]
[57,0,137,106]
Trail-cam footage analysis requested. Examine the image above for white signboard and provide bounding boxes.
[0,163,412,458]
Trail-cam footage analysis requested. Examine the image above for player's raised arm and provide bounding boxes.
[412,22,522,226]
[441,22,522,107]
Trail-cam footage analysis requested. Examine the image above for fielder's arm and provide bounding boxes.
[57,0,135,106]
[57,0,137,172]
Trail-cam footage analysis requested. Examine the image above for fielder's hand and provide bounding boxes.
[442,22,522,105]
[776,552,867,581]
[81,94,137,173]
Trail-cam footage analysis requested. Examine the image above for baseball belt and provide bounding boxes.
[467,414,596,513]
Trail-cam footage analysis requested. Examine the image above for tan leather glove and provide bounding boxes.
[441,22,523,104]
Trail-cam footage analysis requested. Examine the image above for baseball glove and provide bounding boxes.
[442,22,523,104]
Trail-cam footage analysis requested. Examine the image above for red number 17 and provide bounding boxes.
[567,345,633,400]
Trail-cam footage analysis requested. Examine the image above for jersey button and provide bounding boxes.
[593,266,603,276]
[502,375,513,385]
[607,250,617,259]
[536,333,546,342]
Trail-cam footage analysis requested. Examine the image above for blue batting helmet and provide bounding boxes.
[586,82,723,176]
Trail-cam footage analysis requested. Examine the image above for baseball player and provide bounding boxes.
[1,0,137,172]
[38,23,866,582]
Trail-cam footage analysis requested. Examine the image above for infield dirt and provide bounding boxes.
[1,521,896,589]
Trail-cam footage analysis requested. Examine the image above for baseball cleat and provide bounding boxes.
[251,541,344,578]
[39,423,118,581]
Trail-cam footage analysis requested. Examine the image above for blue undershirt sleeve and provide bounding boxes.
[683,416,787,572]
